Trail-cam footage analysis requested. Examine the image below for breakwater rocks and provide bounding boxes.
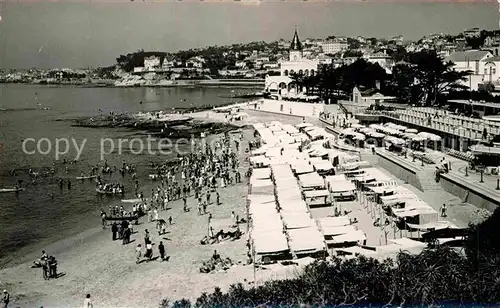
[72,113,240,139]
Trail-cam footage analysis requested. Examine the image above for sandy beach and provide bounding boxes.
[0,107,308,308]
[0,128,255,308]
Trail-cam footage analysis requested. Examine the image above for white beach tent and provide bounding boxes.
[296,123,314,129]
[303,189,330,206]
[249,155,270,167]
[329,229,367,244]
[287,227,326,254]
[328,181,357,197]
[283,124,300,135]
[249,178,274,195]
[325,174,347,183]
[291,161,315,175]
[251,167,271,180]
[335,246,378,256]
[247,194,275,204]
[278,198,309,213]
[252,231,289,256]
[298,172,325,190]
[317,216,351,228]
[406,220,458,231]
[312,159,334,173]
[321,225,357,237]
[281,212,317,230]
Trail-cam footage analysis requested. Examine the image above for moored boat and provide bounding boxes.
[0,187,25,193]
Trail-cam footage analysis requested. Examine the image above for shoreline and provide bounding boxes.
[0,80,264,89]
[0,106,249,270]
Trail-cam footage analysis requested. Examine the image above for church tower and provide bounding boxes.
[289,27,303,61]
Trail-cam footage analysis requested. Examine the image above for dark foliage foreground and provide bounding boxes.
[160,209,500,308]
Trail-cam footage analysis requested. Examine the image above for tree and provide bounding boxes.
[409,50,470,106]
[388,63,419,104]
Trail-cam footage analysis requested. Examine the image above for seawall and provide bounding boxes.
[375,150,500,209]
[440,172,500,212]
[376,150,423,191]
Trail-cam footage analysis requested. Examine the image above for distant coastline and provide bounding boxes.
[0,78,265,89]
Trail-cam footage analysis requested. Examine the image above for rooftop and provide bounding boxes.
[445,50,492,63]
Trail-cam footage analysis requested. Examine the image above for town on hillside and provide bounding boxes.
[1,27,500,97]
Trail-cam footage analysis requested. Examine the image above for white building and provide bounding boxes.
[144,56,160,71]
[186,56,205,68]
[280,28,319,77]
[446,50,494,90]
[463,28,481,38]
[366,52,394,73]
[352,87,395,106]
[321,39,348,55]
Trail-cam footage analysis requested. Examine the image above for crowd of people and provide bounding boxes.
[96,182,125,195]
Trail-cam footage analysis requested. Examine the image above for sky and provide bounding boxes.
[0,0,497,68]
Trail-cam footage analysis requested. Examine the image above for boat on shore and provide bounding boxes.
[0,187,25,193]
[96,188,124,195]
[76,175,97,180]
[121,198,142,203]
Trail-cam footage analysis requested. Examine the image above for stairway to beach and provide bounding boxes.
[416,167,444,191]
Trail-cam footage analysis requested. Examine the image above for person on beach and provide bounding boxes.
[144,229,150,246]
[123,227,130,245]
[145,242,153,261]
[135,245,142,264]
[158,241,165,261]
[168,216,172,225]
[183,196,188,212]
[216,191,220,205]
[3,290,10,308]
[101,210,107,229]
[111,223,118,241]
[83,294,93,308]
[441,203,447,217]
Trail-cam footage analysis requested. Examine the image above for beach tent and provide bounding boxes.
[312,159,334,174]
[317,216,351,228]
[251,167,271,180]
[278,198,309,213]
[249,155,271,168]
[298,172,325,190]
[283,124,300,135]
[248,201,279,216]
[303,189,330,206]
[281,212,317,230]
[327,229,367,246]
[406,220,458,231]
[291,162,315,175]
[247,194,275,203]
[249,178,274,195]
[321,225,357,237]
[325,174,347,183]
[328,181,356,200]
[295,123,313,130]
[339,161,371,171]
[252,231,290,263]
[287,227,326,255]
[375,238,427,258]
[335,246,378,256]
[251,147,268,156]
